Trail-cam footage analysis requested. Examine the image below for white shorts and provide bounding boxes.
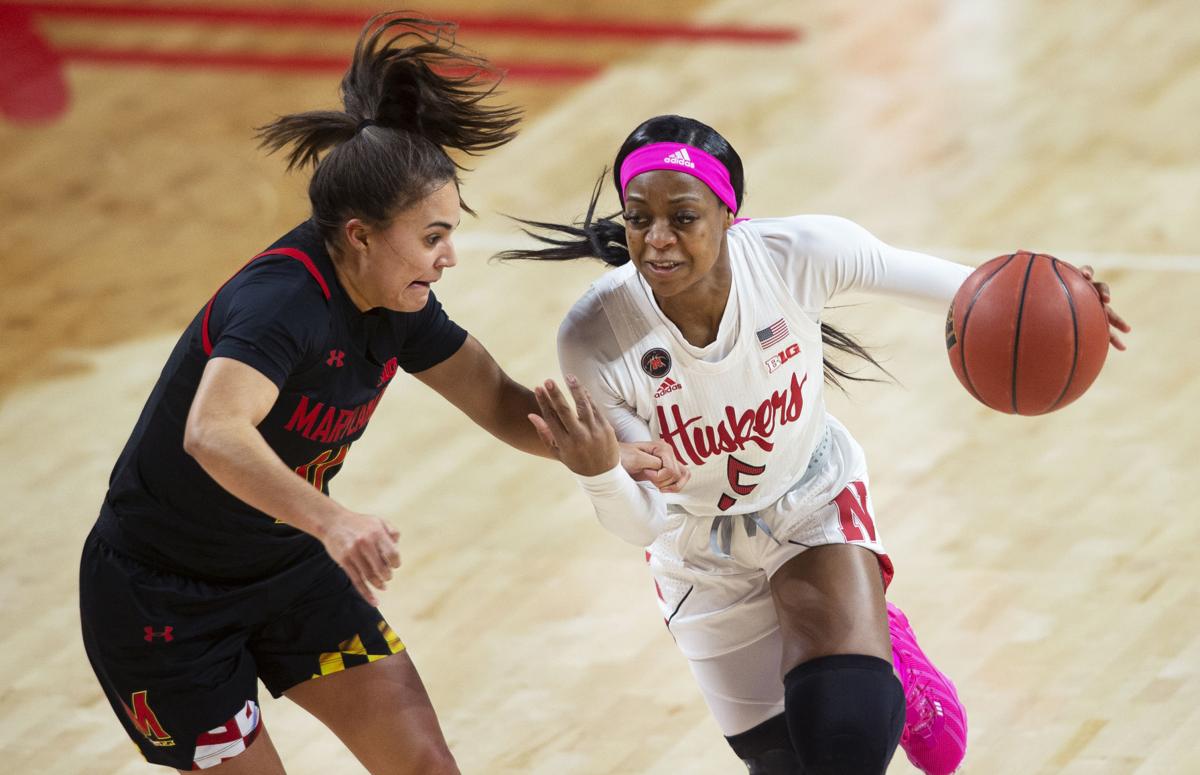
[645,417,893,733]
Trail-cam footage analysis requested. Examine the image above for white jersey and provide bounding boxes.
[559,215,972,546]
[589,222,827,517]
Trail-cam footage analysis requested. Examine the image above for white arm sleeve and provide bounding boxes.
[557,291,668,547]
[754,215,974,317]
[573,465,671,547]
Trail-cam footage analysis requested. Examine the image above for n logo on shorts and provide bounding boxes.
[124,690,175,747]
[834,481,877,543]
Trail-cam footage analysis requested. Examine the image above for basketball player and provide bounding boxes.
[506,115,1129,774]
[77,18,686,774]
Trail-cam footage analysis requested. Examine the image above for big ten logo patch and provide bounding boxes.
[641,348,672,378]
[764,342,801,374]
[124,690,175,747]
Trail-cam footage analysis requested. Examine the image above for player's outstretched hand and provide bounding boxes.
[621,440,691,493]
[321,512,401,606]
[1079,265,1131,351]
[529,375,620,477]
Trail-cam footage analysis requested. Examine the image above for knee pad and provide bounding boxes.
[725,713,802,774]
[783,654,904,775]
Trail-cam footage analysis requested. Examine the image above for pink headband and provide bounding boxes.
[618,142,739,214]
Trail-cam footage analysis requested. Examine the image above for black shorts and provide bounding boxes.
[79,525,406,770]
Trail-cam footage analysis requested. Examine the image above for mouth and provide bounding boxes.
[643,261,684,277]
[408,279,435,289]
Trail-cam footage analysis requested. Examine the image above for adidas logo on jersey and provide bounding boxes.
[662,148,696,169]
[654,377,683,398]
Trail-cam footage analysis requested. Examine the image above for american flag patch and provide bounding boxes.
[756,318,789,349]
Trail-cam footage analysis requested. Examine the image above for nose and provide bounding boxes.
[437,241,458,269]
[645,218,676,251]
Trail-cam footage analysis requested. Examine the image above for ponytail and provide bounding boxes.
[496,175,631,267]
[255,13,521,240]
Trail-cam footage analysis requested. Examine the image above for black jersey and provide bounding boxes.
[97,220,467,581]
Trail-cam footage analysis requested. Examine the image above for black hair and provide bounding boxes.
[255,13,520,244]
[497,114,889,389]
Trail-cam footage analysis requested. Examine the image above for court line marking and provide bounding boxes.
[6,1,802,42]
[921,248,1200,273]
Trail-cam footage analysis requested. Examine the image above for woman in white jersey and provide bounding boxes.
[502,115,1128,775]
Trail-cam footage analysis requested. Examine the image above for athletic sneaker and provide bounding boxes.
[888,602,968,775]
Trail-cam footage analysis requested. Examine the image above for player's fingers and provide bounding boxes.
[543,380,583,432]
[656,459,691,492]
[1079,264,1095,280]
[1107,306,1132,333]
[565,375,593,423]
[378,532,401,570]
[359,546,391,588]
[1110,332,1127,351]
[625,447,662,472]
[384,521,401,544]
[650,441,686,475]
[527,413,560,453]
[345,563,378,606]
[583,387,614,434]
[533,386,570,437]
[658,480,684,494]
[1093,281,1111,303]
[643,466,677,490]
[351,529,391,586]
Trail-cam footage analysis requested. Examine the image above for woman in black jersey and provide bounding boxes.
[79,14,685,774]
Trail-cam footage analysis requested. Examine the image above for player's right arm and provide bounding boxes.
[184,357,398,605]
[185,261,401,605]
[529,300,681,547]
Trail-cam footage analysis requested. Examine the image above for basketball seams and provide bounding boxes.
[958,252,1016,406]
[1047,259,1080,412]
[951,251,1106,415]
[1009,252,1038,414]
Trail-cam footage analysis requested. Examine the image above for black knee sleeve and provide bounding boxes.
[725,713,802,774]
[783,654,904,775]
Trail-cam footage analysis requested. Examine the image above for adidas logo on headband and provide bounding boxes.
[663,148,696,169]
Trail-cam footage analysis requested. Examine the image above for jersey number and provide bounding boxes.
[295,445,349,492]
[717,456,766,511]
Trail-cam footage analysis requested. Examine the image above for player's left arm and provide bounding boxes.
[851,234,1130,349]
[414,335,685,480]
[778,215,1130,348]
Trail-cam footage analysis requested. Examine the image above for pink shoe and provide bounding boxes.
[888,602,968,775]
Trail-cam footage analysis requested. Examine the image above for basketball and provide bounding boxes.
[945,251,1109,415]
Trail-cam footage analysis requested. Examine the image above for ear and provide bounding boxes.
[343,218,371,253]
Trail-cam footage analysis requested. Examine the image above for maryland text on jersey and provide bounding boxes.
[284,392,387,443]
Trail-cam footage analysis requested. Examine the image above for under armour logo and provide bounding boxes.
[326,350,345,368]
[143,626,174,643]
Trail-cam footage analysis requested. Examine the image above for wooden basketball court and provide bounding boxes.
[1,1,1196,772]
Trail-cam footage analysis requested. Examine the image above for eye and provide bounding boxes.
[623,211,648,227]
[425,233,442,246]
[674,212,697,225]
